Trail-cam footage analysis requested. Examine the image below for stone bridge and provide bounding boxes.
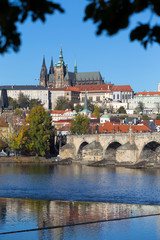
[60,132,160,165]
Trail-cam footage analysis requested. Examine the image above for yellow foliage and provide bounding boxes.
[8,127,24,151]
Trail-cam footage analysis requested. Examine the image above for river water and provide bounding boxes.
[1,163,160,239]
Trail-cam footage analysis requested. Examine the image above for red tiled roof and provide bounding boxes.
[51,110,65,114]
[154,120,160,126]
[112,85,133,92]
[54,119,72,123]
[136,91,160,96]
[138,121,148,126]
[59,124,71,131]
[65,86,80,92]
[76,84,114,92]
[132,125,151,132]
[93,122,151,134]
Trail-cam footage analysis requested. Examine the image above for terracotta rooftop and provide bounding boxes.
[154,120,160,126]
[136,91,160,96]
[65,86,80,92]
[51,110,73,115]
[94,122,151,134]
[76,84,114,92]
[112,85,133,92]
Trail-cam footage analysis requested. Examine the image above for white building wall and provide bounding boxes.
[129,95,160,113]
[7,89,49,110]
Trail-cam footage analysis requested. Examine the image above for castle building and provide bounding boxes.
[40,47,104,88]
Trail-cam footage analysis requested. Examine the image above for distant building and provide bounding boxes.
[0,85,49,110]
[40,47,104,88]
[112,85,134,103]
[129,91,160,114]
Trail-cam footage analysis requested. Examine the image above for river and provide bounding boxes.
[1,163,160,239]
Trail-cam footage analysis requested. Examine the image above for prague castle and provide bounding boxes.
[40,47,104,88]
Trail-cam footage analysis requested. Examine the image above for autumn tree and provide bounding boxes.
[93,105,100,118]
[70,114,90,135]
[8,125,24,155]
[25,105,54,156]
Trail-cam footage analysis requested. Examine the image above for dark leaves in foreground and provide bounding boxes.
[84,0,160,48]
[0,0,64,54]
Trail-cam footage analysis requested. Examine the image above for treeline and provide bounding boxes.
[8,93,42,110]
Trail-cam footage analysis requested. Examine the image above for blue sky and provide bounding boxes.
[0,0,160,93]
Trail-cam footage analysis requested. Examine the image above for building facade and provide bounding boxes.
[40,48,104,88]
[129,91,160,114]
[0,85,49,110]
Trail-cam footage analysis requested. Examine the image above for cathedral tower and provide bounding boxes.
[54,47,68,88]
[40,56,48,87]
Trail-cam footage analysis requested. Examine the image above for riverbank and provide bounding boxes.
[0,156,73,165]
[0,156,160,169]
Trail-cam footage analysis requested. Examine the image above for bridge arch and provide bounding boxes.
[77,141,89,160]
[104,141,122,161]
[140,141,160,162]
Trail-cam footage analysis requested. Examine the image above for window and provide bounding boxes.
[96,96,100,101]
[89,97,93,101]
[117,94,119,100]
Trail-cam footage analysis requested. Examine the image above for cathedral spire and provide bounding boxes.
[42,55,46,67]
[49,57,54,74]
[40,56,48,87]
[57,46,64,66]
[74,58,77,73]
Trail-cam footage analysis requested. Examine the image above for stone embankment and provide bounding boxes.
[0,156,72,165]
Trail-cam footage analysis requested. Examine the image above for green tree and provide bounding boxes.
[93,105,100,118]
[55,97,73,110]
[18,93,29,108]
[0,0,160,54]
[74,103,82,113]
[118,106,126,114]
[29,99,42,109]
[26,105,54,156]
[14,108,23,116]
[70,114,90,135]
[136,101,145,114]
[87,100,94,112]
[8,97,19,109]
[108,105,114,113]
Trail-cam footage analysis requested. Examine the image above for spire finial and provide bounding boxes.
[49,57,54,74]
[42,55,46,66]
[74,58,77,73]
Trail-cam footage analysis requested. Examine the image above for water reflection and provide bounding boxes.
[1,198,160,236]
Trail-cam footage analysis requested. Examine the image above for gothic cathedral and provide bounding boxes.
[40,47,104,88]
